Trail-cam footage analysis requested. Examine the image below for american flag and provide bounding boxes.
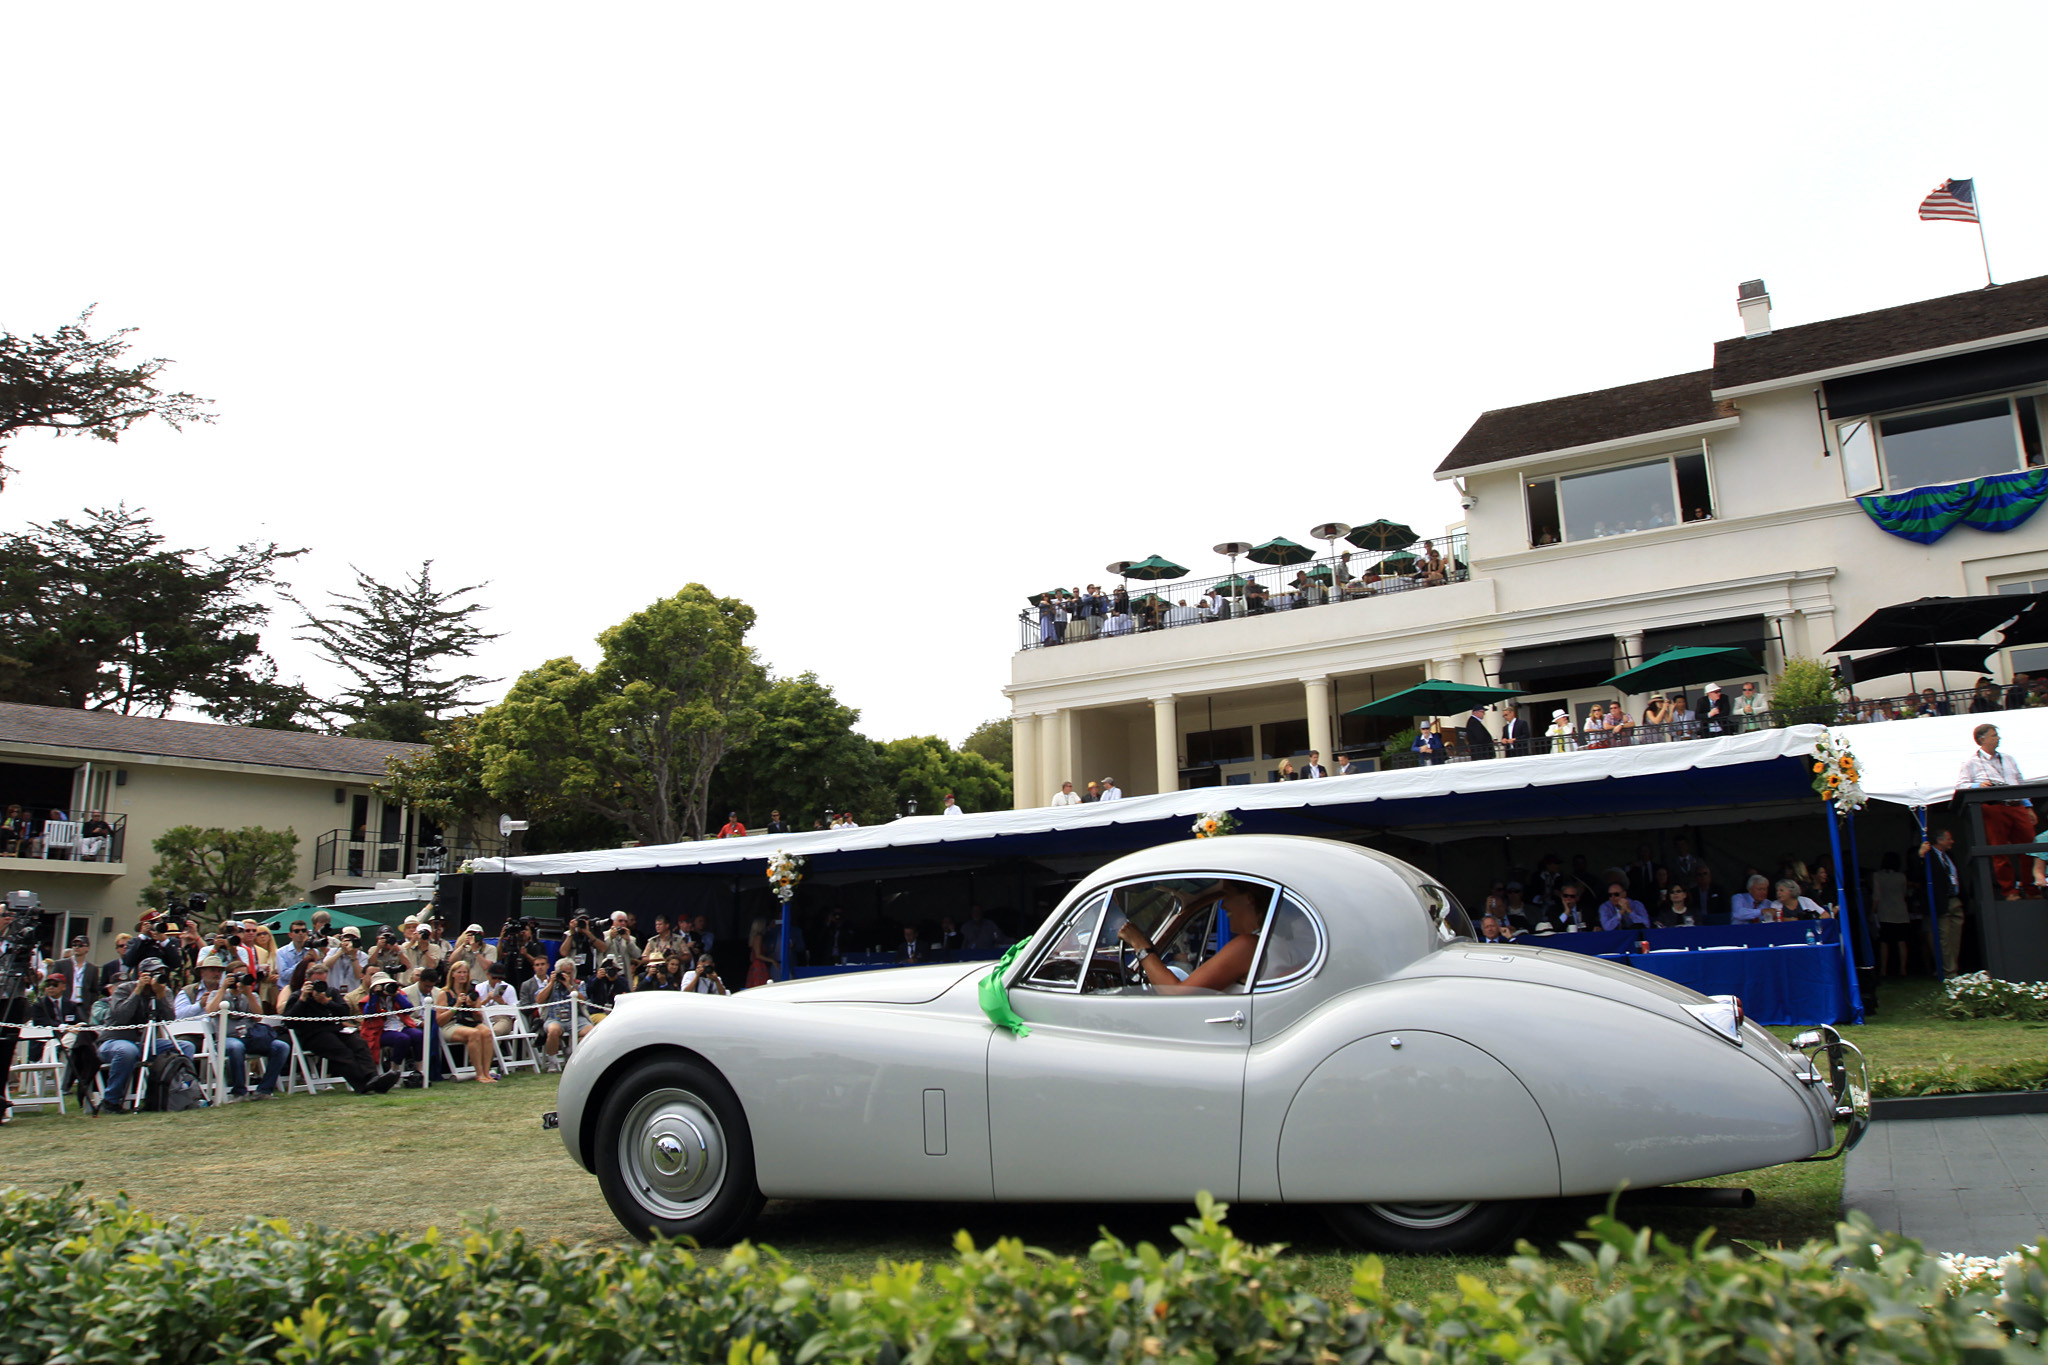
[1918,178,1980,223]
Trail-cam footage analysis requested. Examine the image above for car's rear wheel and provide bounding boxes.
[592,1054,763,1245]
[1322,1199,1530,1254]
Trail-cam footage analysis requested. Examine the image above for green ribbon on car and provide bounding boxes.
[978,940,1031,1038]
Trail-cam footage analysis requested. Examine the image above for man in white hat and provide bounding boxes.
[1099,776,1123,801]
[1545,708,1575,753]
[1694,683,1729,738]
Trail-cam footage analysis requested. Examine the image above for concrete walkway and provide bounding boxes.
[1844,1112,2048,1255]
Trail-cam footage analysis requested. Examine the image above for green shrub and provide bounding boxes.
[1771,656,1845,722]
[0,1186,2043,1363]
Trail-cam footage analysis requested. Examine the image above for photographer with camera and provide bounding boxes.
[560,914,602,979]
[681,953,728,995]
[601,913,639,980]
[322,926,369,998]
[434,960,498,1083]
[518,947,584,1070]
[585,954,623,1016]
[494,919,537,992]
[177,950,288,1101]
[364,928,410,987]
[399,915,442,978]
[100,956,195,1111]
[447,923,492,978]
[122,912,187,984]
[274,920,315,985]
[283,957,398,1094]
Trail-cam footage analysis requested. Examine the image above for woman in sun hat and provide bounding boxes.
[1545,708,1576,754]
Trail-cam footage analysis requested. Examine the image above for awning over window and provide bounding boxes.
[1642,616,1770,662]
[1824,337,2048,419]
[1497,636,1616,690]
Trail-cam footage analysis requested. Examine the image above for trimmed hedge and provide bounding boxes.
[1872,1054,2048,1099]
[0,1185,2043,1363]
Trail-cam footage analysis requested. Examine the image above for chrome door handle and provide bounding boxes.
[1205,1010,1245,1029]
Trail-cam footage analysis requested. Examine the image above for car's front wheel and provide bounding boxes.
[1322,1199,1530,1254]
[592,1054,763,1244]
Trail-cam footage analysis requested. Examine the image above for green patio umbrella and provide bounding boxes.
[1603,646,1765,694]
[1306,564,1335,581]
[1378,552,1418,574]
[1212,574,1251,595]
[1123,554,1188,581]
[1345,680,1525,718]
[1345,519,1417,553]
[247,903,399,933]
[1247,536,1315,567]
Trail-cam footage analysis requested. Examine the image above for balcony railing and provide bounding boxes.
[1363,684,2037,771]
[313,830,504,880]
[0,810,125,863]
[1019,532,1471,651]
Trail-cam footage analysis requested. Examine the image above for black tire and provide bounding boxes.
[592,1054,764,1245]
[1322,1199,1531,1254]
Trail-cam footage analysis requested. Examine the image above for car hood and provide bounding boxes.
[743,961,990,1005]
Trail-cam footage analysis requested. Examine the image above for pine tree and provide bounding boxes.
[290,561,499,741]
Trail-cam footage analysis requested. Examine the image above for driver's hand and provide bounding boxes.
[1116,923,1150,953]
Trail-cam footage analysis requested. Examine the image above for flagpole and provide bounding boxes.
[1976,185,1995,288]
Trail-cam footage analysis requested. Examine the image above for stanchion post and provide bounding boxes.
[216,996,230,1108]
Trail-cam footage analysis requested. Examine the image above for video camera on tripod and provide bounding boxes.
[0,889,48,1007]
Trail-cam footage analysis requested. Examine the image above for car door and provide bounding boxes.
[985,879,1269,1201]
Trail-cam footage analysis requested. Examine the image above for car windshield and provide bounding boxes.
[1417,884,1476,943]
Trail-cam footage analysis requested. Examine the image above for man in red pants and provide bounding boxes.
[1956,723,2038,899]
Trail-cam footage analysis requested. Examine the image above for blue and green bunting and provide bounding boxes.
[1858,468,2048,545]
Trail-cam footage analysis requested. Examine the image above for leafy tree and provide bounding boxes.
[0,308,214,486]
[290,560,498,739]
[141,825,301,918]
[708,672,885,829]
[873,735,1012,817]
[0,505,307,720]
[960,716,1013,773]
[380,714,494,846]
[473,586,766,844]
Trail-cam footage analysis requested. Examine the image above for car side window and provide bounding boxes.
[1021,892,1107,991]
[1252,893,1322,989]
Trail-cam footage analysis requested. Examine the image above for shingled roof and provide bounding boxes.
[1712,273,2048,392]
[1437,273,2048,476]
[1435,370,1732,476]
[0,702,424,776]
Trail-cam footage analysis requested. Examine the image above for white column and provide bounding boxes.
[1302,677,1332,772]
[1037,710,1062,802]
[1799,609,1832,661]
[1429,655,1463,685]
[1480,651,1504,685]
[1012,713,1040,809]
[1150,695,1179,795]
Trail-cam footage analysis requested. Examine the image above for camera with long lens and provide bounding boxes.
[0,889,48,1005]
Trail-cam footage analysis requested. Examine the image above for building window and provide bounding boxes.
[1185,725,1254,768]
[1524,450,1714,548]
[1838,394,2046,494]
[1260,718,1310,760]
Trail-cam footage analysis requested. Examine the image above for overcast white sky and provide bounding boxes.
[6,5,2045,744]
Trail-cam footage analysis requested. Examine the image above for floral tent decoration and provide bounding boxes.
[1811,733,1867,813]
[1191,811,1241,839]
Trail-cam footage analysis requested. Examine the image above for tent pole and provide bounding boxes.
[1914,806,1944,984]
[1843,806,1876,987]
[1824,800,1864,1023]
[779,897,792,982]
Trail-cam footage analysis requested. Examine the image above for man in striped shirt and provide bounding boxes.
[1956,723,2037,899]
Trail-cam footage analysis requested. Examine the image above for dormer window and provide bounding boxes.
[1837,393,2046,496]
[1523,449,1715,548]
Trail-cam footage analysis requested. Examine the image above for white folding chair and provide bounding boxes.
[165,1019,222,1099]
[436,1028,479,1081]
[287,1034,349,1095]
[39,821,81,860]
[9,1026,67,1115]
[489,1005,541,1075]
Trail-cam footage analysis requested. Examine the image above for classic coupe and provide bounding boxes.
[550,836,1866,1252]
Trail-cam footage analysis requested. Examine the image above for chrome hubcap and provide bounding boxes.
[1368,1201,1479,1230]
[619,1087,727,1219]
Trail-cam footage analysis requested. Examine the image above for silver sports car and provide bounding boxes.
[549,836,1867,1251]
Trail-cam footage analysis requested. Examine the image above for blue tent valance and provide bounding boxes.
[1857,467,2048,545]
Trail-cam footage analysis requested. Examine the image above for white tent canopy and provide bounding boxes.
[478,725,1835,878]
[1823,707,2048,808]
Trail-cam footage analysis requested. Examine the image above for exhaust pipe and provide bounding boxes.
[1614,1186,1755,1210]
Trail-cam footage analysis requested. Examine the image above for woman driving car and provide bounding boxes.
[1116,880,1266,993]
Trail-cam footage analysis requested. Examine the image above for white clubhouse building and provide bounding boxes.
[1006,273,2048,806]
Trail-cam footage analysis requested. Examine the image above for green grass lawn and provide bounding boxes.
[1770,976,2048,1092]
[0,982,2024,1301]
